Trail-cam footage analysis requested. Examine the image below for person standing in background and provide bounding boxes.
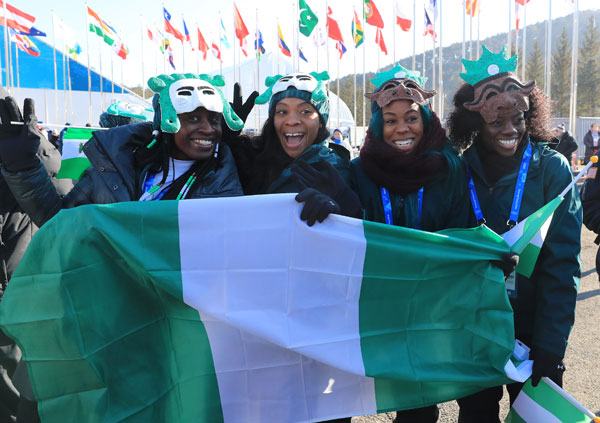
[583,123,600,164]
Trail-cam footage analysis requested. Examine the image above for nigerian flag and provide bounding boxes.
[506,378,597,423]
[55,127,93,180]
[0,194,553,422]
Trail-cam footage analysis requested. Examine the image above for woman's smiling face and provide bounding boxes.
[273,97,321,158]
[381,100,424,154]
[479,109,526,157]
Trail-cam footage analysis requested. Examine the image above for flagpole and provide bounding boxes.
[393,3,396,65]
[353,6,357,149]
[98,25,104,112]
[62,36,68,123]
[412,0,416,69]
[507,0,512,54]
[3,1,10,94]
[111,50,115,98]
[7,36,13,91]
[469,12,473,59]
[544,0,552,96]
[14,45,19,100]
[140,15,145,99]
[325,0,329,90]
[522,3,527,80]
[362,2,366,131]
[219,12,223,74]
[67,53,74,122]
[438,0,443,117]
[568,0,579,138]
[51,11,59,124]
[337,51,340,130]
[86,4,92,124]
[462,1,466,60]
[256,8,260,132]
[476,8,480,57]
[232,9,237,85]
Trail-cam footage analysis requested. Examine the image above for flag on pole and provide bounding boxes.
[55,128,93,180]
[0,194,522,423]
[312,25,326,47]
[500,196,563,278]
[0,0,35,33]
[395,1,413,32]
[8,28,39,57]
[327,6,344,42]
[87,6,116,46]
[163,7,184,43]
[299,0,319,37]
[53,12,80,58]
[141,17,159,44]
[364,0,384,28]
[515,1,522,31]
[465,0,480,17]
[233,3,250,43]
[254,30,266,58]
[424,7,437,41]
[375,28,388,55]
[183,18,194,50]
[506,378,598,423]
[211,40,222,61]
[168,49,176,69]
[197,27,209,60]
[352,10,364,47]
[277,23,292,57]
[219,18,231,49]
[515,0,532,5]
[16,26,46,37]
[299,46,308,62]
[103,21,128,60]
[335,40,347,59]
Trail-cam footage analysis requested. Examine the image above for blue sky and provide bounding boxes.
[9,0,599,88]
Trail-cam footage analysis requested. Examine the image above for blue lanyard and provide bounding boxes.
[380,186,424,230]
[141,173,170,201]
[466,142,532,228]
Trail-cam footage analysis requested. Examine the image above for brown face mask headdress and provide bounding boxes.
[365,64,436,110]
[460,45,535,123]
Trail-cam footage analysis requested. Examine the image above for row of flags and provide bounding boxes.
[0,0,540,73]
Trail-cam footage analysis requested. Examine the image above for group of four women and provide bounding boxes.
[0,45,581,423]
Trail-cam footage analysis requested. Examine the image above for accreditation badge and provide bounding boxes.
[587,167,598,179]
[505,271,517,298]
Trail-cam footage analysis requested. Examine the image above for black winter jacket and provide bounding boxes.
[1,122,243,228]
[1,136,73,298]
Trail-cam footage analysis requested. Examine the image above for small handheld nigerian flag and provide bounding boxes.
[501,156,596,277]
[506,377,600,423]
[55,127,93,180]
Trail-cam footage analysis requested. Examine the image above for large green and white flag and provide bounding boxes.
[55,127,93,180]
[501,196,563,277]
[1,195,535,422]
[506,378,597,423]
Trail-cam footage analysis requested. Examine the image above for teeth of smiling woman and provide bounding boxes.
[394,139,414,147]
[499,139,518,146]
[191,139,213,146]
[285,133,303,137]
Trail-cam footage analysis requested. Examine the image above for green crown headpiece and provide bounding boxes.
[147,73,243,133]
[460,45,518,86]
[370,64,428,88]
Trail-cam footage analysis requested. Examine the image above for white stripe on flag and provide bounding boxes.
[512,390,562,423]
[178,194,377,422]
[530,217,552,249]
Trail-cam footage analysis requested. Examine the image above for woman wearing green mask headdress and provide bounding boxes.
[448,46,581,422]
[0,73,244,228]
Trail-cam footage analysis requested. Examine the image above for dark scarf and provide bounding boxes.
[474,134,528,186]
[359,112,448,194]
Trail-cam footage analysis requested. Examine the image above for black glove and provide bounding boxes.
[491,252,519,279]
[290,160,361,219]
[295,188,341,226]
[530,348,565,387]
[0,97,41,172]
[230,83,258,124]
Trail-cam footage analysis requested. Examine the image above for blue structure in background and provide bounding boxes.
[1,30,126,93]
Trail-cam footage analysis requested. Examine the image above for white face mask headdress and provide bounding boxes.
[147,73,244,134]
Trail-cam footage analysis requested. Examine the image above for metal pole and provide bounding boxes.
[3,1,10,93]
[362,3,366,130]
[412,0,416,69]
[462,1,466,61]
[544,0,552,96]
[568,0,579,137]
[522,3,527,80]
[86,4,92,123]
[52,11,59,123]
[438,0,443,117]
[140,15,145,99]
[508,0,512,55]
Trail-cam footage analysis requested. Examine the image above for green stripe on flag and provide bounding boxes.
[63,128,95,140]
[0,201,223,422]
[360,221,515,412]
[56,157,91,180]
[520,379,591,423]
[89,23,114,45]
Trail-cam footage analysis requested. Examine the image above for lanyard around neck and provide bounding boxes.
[380,186,424,230]
[466,142,532,228]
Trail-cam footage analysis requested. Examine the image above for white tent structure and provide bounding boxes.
[220,52,355,135]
